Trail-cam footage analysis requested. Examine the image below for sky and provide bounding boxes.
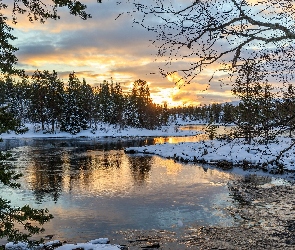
[6,0,238,107]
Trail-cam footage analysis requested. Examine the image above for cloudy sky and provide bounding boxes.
[7,0,237,107]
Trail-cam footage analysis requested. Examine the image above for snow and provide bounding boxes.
[5,239,122,250]
[125,137,295,171]
[55,242,121,250]
[44,240,62,246]
[0,123,199,139]
[5,242,30,250]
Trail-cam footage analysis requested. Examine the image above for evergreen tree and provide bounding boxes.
[0,77,30,129]
[60,73,93,134]
[258,80,276,142]
[61,72,82,134]
[110,82,125,127]
[124,91,138,127]
[0,6,23,76]
[0,76,14,105]
[129,79,156,129]
[45,71,64,132]
[209,103,222,123]
[29,70,64,132]
[279,84,295,137]
[232,60,276,144]
[11,79,31,124]
[92,86,102,129]
[222,103,236,124]
[78,79,93,130]
[232,60,263,144]
[97,81,112,124]
[29,70,50,130]
[161,101,169,125]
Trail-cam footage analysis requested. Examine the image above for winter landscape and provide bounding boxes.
[2,0,295,249]
[1,118,295,249]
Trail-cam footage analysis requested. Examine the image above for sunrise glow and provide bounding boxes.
[7,0,237,107]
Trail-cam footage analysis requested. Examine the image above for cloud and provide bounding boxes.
[8,0,242,106]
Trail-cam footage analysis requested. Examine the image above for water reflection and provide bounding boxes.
[153,134,209,144]
[152,125,234,144]
[1,138,239,243]
[128,155,152,185]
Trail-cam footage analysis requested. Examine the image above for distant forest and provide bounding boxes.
[0,70,229,134]
[0,70,294,138]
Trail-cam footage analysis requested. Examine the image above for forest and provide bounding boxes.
[1,69,295,144]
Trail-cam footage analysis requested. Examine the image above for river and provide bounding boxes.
[0,127,240,244]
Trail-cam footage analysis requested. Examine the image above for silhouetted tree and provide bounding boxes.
[279,84,295,137]
[124,1,295,86]
[232,60,276,144]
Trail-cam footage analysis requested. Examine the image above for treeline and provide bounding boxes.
[173,82,295,143]
[2,69,295,140]
[170,102,237,124]
[0,70,169,134]
[0,69,239,136]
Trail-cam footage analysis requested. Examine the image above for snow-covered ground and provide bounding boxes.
[0,123,199,139]
[125,137,295,171]
[5,239,122,250]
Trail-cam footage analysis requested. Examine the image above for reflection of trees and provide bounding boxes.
[27,141,128,201]
[52,139,126,152]
[28,150,64,202]
[128,155,152,185]
[66,150,124,191]
[17,139,156,202]
[66,155,92,191]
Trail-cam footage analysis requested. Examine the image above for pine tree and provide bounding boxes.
[45,71,64,132]
[232,60,276,144]
[110,82,125,127]
[61,72,82,134]
[129,79,156,129]
[29,70,50,131]
[161,101,169,125]
[258,80,276,142]
[11,79,31,124]
[97,81,112,124]
[222,103,236,124]
[280,84,295,137]
[79,79,93,130]
[232,60,263,144]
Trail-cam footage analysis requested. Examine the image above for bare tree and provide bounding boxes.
[124,0,295,86]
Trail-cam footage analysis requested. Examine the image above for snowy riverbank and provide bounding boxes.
[2,122,295,172]
[125,137,295,172]
[5,238,124,250]
[0,122,200,139]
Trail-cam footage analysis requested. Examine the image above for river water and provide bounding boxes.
[0,126,240,244]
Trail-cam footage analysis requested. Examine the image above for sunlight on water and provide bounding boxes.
[179,124,234,132]
[152,125,234,144]
[1,137,240,243]
[153,135,208,144]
